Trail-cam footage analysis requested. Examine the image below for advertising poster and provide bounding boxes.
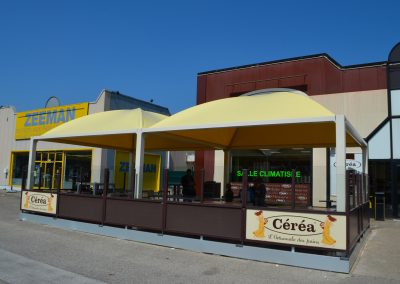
[21,191,57,215]
[114,151,161,192]
[246,209,346,250]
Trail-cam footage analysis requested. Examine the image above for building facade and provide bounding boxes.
[196,42,400,218]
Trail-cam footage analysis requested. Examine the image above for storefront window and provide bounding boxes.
[369,161,392,216]
[62,151,92,191]
[10,150,91,190]
[11,152,29,186]
[230,148,312,207]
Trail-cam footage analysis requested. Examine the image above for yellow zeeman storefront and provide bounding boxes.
[10,102,91,189]
[2,91,171,190]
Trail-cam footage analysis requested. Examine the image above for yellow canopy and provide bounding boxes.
[144,90,364,150]
[36,90,365,151]
[38,109,168,150]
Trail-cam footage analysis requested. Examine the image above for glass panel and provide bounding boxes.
[230,148,312,208]
[369,122,391,159]
[33,163,42,188]
[56,152,62,161]
[35,152,41,161]
[43,162,54,189]
[330,150,363,196]
[62,151,92,191]
[11,152,29,186]
[391,90,400,115]
[369,161,391,217]
[42,152,48,161]
[392,119,400,159]
[47,152,54,162]
[54,162,62,189]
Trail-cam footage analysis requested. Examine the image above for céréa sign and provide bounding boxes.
[246,209,346,250]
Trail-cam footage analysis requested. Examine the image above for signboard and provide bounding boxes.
[15,102,89,140]
[114,151,161,192]
[21,191,57,215]
[246,209,346,250]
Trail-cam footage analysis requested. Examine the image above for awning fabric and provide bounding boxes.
[36,91,365,151]
[38,109,168,150]
[144,91,363,150]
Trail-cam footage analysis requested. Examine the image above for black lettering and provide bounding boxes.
[273,218,282,229]
[283,219,290,230]
[307,224,316,232]
[298,220,306,231]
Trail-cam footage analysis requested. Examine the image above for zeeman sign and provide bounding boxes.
[15,102,89,140]
[114,151,161,192]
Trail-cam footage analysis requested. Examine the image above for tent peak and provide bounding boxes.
[241,88,308,98]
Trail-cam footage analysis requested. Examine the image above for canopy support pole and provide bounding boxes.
[134,131,145,199]
[128,151,134,195]
[26,138,37,190]
[223,150,231,196]
[335,115,346,212]
[362,146,369,198]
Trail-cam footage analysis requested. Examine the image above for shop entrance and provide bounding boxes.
[11,150,91,190]
[34,152,63,189]
[369,160,400,218]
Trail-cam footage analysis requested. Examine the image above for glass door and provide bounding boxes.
[43,162,54,189]
[33,151,61,189]
[33,163,42,188]
[369,161,391,217]
[54,162,63,189]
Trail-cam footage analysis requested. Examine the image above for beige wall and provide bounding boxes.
[214,150,224,196]
[312,148,327,207]
[0,107,16,187]
[311,90,386,206]
[312,89,388,138]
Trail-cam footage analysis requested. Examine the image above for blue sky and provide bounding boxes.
[0,0,399,114]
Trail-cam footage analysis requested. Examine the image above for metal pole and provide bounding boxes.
[291,169,296,209]
[26,138,37,190]
[162,169,168,234]
[38,166,42,190]
[241,169,248,245]
[336,115,346,212]
[102,168,109,226]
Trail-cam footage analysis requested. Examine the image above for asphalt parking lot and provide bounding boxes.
[0,191,399,284]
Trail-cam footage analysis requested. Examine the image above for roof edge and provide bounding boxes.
[198,53,386,76]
